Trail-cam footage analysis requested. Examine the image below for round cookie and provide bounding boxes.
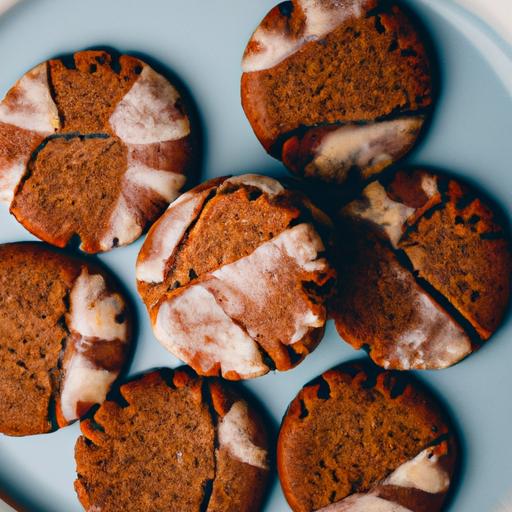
[136,174,336,380]
[331,169,511,370]
[75,368,270,512]
[0,50,195,253]
[241,0,433,185]
[0,242,131,436]
[278,364,458,512]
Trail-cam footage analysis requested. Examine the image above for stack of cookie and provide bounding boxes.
[0,1,509,511]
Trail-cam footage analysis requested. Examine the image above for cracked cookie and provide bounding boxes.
[331,169,511,369]
[136,174,336,380]
[0,242,131,436]
[241,0,433,185]
[74,368,270,512]
[0,50,195,253]
[278,363,458,512]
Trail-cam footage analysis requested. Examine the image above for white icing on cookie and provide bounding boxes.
[125,161,186,202]
[303,0,364,33]
[272,222,327,273]
[154,285,268,379]
[0,502,17,512]
[0,63,59,134]
[0,160,24,204]
[225,174,284,196]
[343,171,439,243]
[345,181,415,247]
[290,309,324,343]
[385,447,450,494]
[392,267,471,369]
[99,195,141,251]
[316,494,413,512]
[242,0,366,72]
[306,118,423,182]
[209,222,326,287]
[68,268,128,341]
[60,267,128,422]
[136,188,212,283]
[243,31,303,74]
[420,173,438,198]
[203,224,328,344]
[397,292,471,369]
[60,353,117,422]
[109,65,190,145]
[218,401,268,469]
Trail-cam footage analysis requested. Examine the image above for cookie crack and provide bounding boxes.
[388,179,502,346]
[200,381,220,512]
[163,186,219,290]
[390,241,484,348]
[47,286,73,431]
[255,342,278,372]
[351,176,488,347]
[30,131,111,158]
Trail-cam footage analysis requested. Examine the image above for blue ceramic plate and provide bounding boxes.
[0,1,510,510]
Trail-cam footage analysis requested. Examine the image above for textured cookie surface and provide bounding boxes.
[0,50,194,253]
[0,243,131,436]
[278,364,457,512]
[331,169,511,369]
[241,0,433,184]
[136,174,336,379]
[75,368,270,512]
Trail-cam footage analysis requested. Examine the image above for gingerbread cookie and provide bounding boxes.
[0,243,131,436]
[136,174,336,379]
[0,50,194,253]
[75,368,270,512]
[278,364,458,512]
[331,169,511,369]
[241,0,433,185]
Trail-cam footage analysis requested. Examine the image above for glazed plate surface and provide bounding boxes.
[0,1,511,510]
